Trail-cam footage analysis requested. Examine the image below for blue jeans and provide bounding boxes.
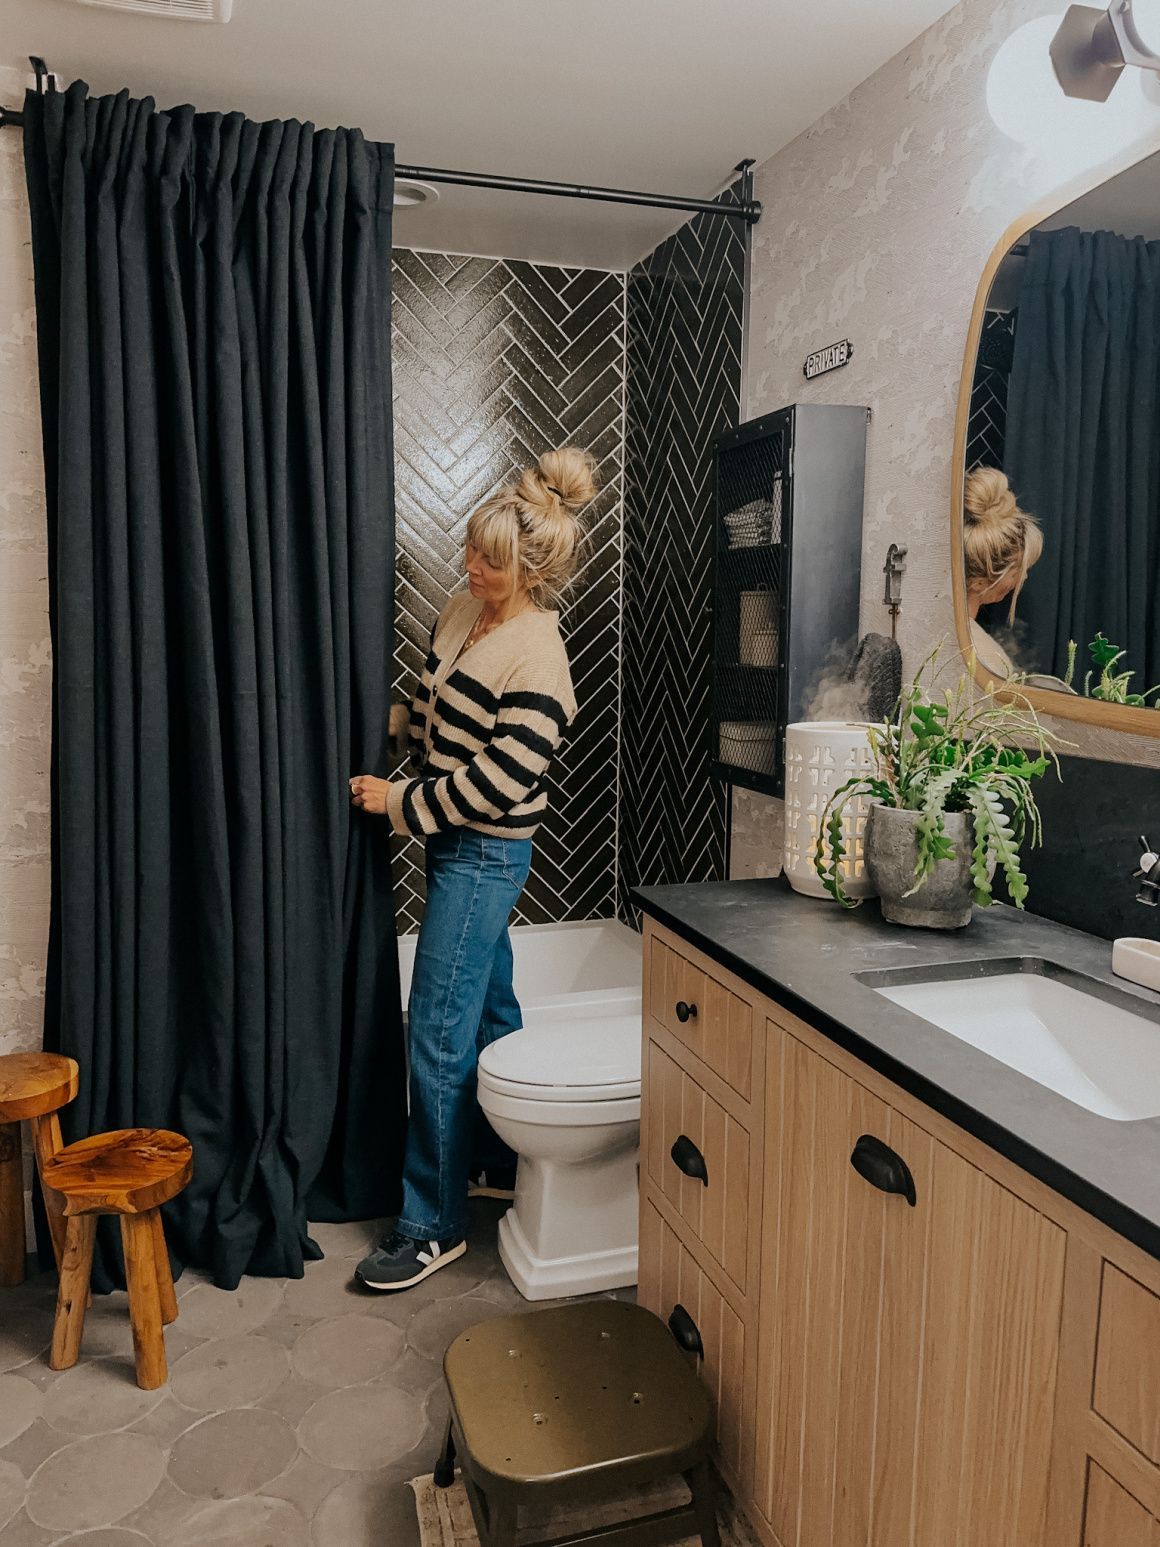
[398,829,533,1241]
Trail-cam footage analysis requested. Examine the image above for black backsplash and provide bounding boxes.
[1014,754,1160,942]
[618,188,747,920]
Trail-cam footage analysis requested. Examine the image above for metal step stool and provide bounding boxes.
[435,1298,721,1547]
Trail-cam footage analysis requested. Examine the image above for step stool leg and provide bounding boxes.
[0,1122,26,1287]
[686,1460,721,1547]
[49,1214,96,1370]
[30,1113,67,1271]
[121,1212,167,1390]
[434,1417,456,1488]
[482,1497,517,1547]
[150,1209,178,1326]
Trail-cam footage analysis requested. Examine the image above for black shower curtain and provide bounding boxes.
[1006,225,1160,684]
[24,82,405,1289]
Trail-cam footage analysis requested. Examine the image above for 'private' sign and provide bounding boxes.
[803,339,853,380]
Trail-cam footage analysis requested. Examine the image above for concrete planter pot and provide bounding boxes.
[865,805,977,930]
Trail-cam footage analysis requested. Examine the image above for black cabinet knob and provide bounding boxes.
[670,1134,709,1186]
[850,1134,917,1206]
[674,1000,698,1024]
[668,1303,704,1358]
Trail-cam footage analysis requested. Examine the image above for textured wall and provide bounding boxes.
[0,66,50,1067]
[392,249,625,930]
[619,195,746,916]
[733,0,1160,877]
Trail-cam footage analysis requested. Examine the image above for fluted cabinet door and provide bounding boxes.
[754,1026,1066,1547]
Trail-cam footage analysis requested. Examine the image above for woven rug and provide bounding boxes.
[410,1471,761,1546]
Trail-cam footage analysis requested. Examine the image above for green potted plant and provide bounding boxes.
[1064,633,1160,707]
[813,655,1059,929]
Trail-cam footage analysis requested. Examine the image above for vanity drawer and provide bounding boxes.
[1083,1463,1160,1546]
[638,1194,750,1493]
[647,935,754,1103]
[645,1038,751,1294]
[1094,1263,1160,1466]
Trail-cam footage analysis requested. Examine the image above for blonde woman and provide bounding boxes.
[964,466,1044,680]
[348,447,597,1291]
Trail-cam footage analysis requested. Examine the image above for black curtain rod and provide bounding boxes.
[394,162,761,223]
[0,58,760,224]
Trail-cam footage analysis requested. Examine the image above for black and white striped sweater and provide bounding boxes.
[387,593,577,840]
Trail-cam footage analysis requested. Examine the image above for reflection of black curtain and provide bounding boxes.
[24,81,405,1290]
[1006,225,1160,685]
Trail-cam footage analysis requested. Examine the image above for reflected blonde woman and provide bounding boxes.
[963,466,1043,679]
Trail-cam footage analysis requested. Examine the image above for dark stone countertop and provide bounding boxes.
[633,878,1160,1263]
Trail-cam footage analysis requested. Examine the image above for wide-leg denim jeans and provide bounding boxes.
[398,828,532,1241]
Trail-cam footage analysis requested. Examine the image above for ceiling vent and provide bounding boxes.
[74,0,234,20]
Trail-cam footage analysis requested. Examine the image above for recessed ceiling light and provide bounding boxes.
[393,180,440,211]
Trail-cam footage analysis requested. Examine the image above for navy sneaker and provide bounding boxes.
[354,1229,466,1292]
[467,1166,517,1201]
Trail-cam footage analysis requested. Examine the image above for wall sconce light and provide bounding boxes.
[1051,0,1160,101]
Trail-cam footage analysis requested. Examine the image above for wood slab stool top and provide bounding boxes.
[0,1052,80,1287]
[43,1127,192,1390]
[435,1299,720,1547]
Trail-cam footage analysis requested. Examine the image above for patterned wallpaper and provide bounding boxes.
[732,0,1160,877]
[392,249,625,931]
[0,65,50,1074]
[619,193,745,915]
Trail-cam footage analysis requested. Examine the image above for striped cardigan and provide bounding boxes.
[387,593,577,840]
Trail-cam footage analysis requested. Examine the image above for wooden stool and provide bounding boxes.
[42,1128,192,1390]
[0,1053,80,1286]
[435,1299,720,1547]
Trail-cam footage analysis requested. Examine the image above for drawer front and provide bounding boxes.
[649,936,754,1103]
[1095,1264,1160,1466]
[645,1039,751,1293]
[1083,1463,1160,1546]
[638,1193,749,1491]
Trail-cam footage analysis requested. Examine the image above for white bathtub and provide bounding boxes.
[395,918,643,1023]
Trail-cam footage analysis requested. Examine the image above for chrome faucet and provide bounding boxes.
[1134,835,1160,906]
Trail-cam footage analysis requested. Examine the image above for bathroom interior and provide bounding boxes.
[2,0,1160,1542]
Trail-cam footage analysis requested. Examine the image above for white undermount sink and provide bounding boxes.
[868,964,1160,1123]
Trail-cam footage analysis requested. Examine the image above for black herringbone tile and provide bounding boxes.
[392,250,625,931]
[619,188,746,921]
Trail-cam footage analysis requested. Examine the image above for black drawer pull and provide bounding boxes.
[674,1000,698,1024]
[850,1134,916,1207]
[668,1303,704,1358]
[670,1134,709,1186]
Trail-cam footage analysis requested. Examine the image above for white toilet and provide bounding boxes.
[476,1013,641,1301]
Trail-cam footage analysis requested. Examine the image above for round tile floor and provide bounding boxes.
[0,1201,633,1547]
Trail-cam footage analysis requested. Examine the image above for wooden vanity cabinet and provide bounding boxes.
[638,919,1160,1547]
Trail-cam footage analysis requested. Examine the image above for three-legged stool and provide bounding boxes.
[0,1053,80,1285]
[435,1299,720,1547]
[42,1127,193,1389]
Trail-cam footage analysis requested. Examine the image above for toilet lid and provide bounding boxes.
[477,1015,641,1101]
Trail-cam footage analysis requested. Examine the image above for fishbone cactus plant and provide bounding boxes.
[814,652,1060,910]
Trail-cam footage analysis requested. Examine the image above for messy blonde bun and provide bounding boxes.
[963,466,1043,622]
[467,447,598,606]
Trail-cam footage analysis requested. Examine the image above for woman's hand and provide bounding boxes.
[388,703,408,738]
[349,775,391,815]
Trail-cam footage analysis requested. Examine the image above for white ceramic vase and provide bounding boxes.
[782,721,878,899]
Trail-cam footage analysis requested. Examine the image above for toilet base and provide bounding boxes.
[498,1207,638,1301]
[494,1144,640,1301]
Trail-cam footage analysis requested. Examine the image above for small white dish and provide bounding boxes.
[1112,937,1160,994]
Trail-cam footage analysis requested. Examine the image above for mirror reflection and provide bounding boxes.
[963,151,1160,710]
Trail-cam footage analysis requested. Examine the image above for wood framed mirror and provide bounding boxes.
[952,145,1160,738]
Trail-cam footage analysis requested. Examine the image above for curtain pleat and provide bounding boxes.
[24,81,406,1290]
[1006,225,1160,685]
